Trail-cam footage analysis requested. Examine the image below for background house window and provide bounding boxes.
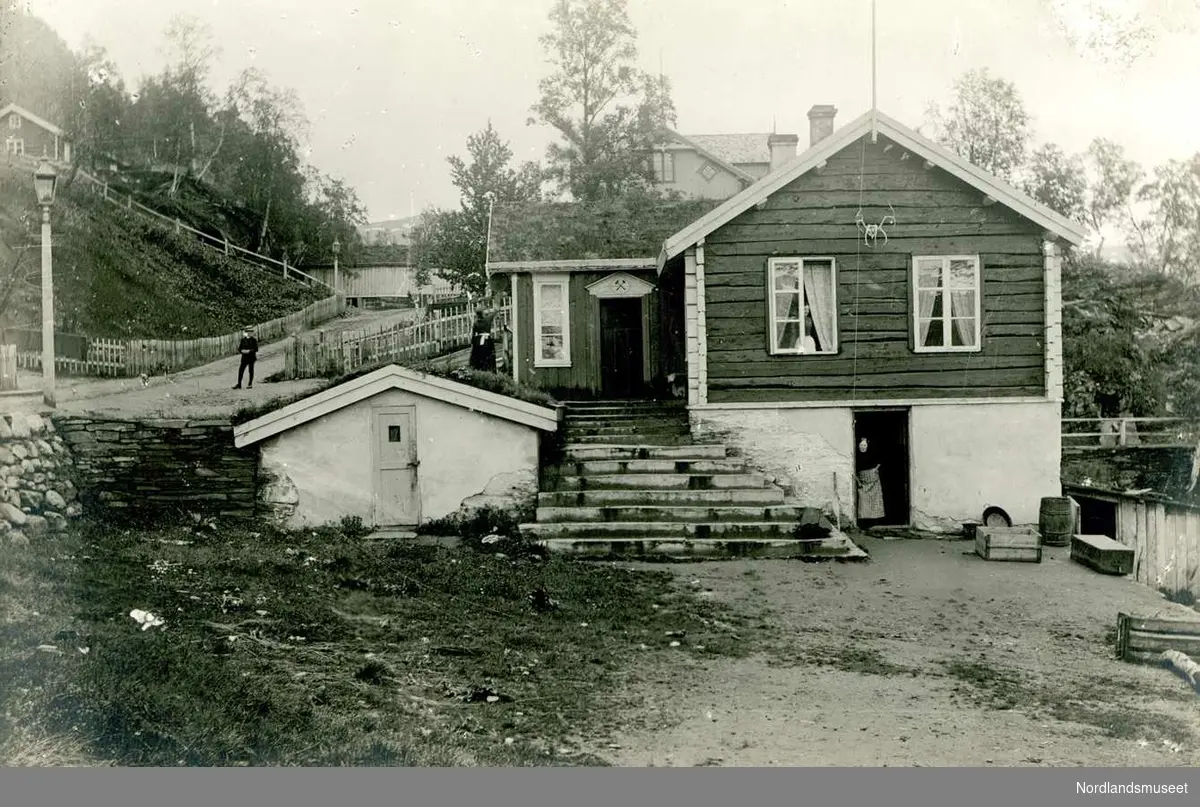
[913,255,981,351]
[533,276,570,367]
[652,151,674,183]
[699,161,718,182]
[767,257,838,355]
[5,138,24,156]
[7,114,20,130]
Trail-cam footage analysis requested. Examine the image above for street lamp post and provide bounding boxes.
[33,160,58,408]
[332,237,341,294]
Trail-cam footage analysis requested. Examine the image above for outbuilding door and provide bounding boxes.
[599,297,645,398]
[372,405,420,527]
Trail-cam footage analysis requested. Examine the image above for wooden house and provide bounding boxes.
[489,107,1087,530]
[1,103,71,163]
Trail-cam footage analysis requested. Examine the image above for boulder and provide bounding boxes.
[23,514,47,537]
[0,447,13,465]
[44,490,67,511]
[65,502,83,519]
[37,439,53,455]
[6,530,28,547]
[4,490,19,508]
[11,444,29,461]
[44,511,67,532]
[19,490,44,510]
[9,417,30,439]
[0,418,11,439]
[1,502,27,526]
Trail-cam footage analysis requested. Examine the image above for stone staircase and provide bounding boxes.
[520,400,867,560]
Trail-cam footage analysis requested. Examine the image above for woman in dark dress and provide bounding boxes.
[469,309,496,372]
[855,436,886,527]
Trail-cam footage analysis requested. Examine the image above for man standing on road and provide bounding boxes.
[233,326,259,389]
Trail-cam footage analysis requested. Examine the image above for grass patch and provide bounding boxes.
[0,517,755,766]
[941,659,1029,710]
[1048,702,1194,747]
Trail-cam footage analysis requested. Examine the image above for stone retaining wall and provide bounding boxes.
[0,412,83,544]
[53,415,259,523]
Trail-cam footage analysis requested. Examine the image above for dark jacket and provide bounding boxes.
[239,335,259,359]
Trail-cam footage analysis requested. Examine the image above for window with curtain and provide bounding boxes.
[767,257,838,355]
[533,277,570,367]
[912,255,981,351]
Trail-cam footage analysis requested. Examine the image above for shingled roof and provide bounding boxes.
[486,196,722,267]
[686,133,774,166]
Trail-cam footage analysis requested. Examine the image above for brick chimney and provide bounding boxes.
[767,133,799,173]
[807,104,838,147]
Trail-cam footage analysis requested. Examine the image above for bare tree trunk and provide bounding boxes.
[169,138,183,197]
[195,118,227,182]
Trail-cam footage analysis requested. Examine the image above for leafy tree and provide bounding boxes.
[1080,137,1144,254]
[1023,143,1086,221]
[413,122,542,295]
[529,0,676,201]
[1132,154,1200,281]
[925,68,1030,181]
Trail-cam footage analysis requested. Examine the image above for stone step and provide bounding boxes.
[564,421,690,433]
[565,411,688,422]
[522,520,817,540]
[562,399,683,409]
[535,504,806,523]
[563,427,692,441]
[564,434,703,446]
[553,472,769,491]
[538,488,785,507]
[563,444,730,461]
[534,535,868,560]
[560,458,752,475]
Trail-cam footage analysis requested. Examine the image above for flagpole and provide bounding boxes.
[871,0,878,143]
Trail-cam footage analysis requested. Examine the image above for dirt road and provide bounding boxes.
[601,534,1200,767]
[20,307,416,419]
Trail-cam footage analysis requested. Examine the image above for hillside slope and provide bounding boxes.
[0,161,324,340]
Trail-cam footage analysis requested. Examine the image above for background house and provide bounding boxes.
[0,103,71,163]
[649,105,837,200]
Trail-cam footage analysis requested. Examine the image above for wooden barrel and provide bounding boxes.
[1039,497,1074,547]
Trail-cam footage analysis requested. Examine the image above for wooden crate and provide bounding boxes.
[1071,533,1134,576]
[1116,612,1200,663]
[975,526,1042,563]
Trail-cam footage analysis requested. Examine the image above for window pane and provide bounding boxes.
[541,309,563,328]
[540,284,564,308]
[917,260,942,289]
[541,334,564,359]
[775,320,800,350]
[949,290,975,318]
[949,259,977,289]
[921,318,944,347]
[774,291,800,319]
[950,318,976,347]
[772,262,800,291]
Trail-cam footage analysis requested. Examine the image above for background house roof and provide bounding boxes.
[487,197,722,264]
[0,103,66,137]
[685,133,774,166]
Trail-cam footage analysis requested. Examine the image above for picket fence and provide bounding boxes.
[16,294,346,378]
[285,304,510,379]
[0,345,16,391]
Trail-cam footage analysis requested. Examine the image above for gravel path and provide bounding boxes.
[17,307,417,419]
[600,534,1200,767]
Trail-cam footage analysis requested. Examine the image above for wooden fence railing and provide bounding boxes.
[285,304,510,379]
[0,345,16,391]
[77,171,331,290]
[1062,418,1200,449]
[15,294,346,378]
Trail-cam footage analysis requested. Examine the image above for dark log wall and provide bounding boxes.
[703,135,1047,404]
[514,270,663,396]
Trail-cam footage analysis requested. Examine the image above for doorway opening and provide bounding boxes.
[852,409,911,527]
[599,297,645,398]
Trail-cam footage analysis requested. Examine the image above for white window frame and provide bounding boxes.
[532,274,571,368]
[8,114,20,130]
[5,137,24,156]
[766,256,839,356]
[911,254,983,353]
[651,150,674,183]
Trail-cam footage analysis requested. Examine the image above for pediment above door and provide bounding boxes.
[586,272,655,299]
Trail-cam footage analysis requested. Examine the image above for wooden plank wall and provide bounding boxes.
[702,135,1047,404]
[1118,498,1200,601]
[514,271,662,395]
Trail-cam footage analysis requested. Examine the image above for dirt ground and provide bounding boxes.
[18,307,416,419]
[598,534,1200,767]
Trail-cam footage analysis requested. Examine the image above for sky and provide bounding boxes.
[18,0,1200,223]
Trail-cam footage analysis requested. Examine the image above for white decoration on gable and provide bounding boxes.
[586,272,654,299]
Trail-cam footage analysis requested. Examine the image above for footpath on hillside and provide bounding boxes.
[17,307,418,420]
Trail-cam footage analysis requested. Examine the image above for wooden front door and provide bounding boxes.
[372,406,420,527]
[599,298,645,398]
